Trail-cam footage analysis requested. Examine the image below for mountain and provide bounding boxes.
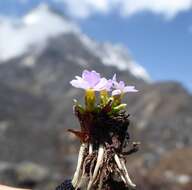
[0,4,191,190]
[0,4,150,82]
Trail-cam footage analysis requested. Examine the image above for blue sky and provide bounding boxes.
[80,12,192,91]
[0,0,192,91]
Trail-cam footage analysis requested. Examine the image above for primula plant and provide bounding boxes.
[57,70,140,190]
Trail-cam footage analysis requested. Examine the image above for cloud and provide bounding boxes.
[0,5,79,60]
[55,0,111,18]
[119,0,192,19]
[55,0,192,19]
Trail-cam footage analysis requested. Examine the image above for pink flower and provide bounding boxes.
[112,74,138,96]
[70,70,112,91]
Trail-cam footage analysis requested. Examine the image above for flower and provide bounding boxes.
[112,74,138,96]
[70,70,112,91]
[104,79,113,91]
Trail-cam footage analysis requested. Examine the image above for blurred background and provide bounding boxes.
[0,0,192,189]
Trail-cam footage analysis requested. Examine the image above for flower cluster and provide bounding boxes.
[70,70,138,111]
[70,70,138,95]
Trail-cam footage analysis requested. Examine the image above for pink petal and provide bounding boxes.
[94,78,108,91]
[70,79,90,89]
[82,70,101,87]
[123,86,138,93]
[112,74,117,82]
[118,81,125,89]
[112,89,122,96]
[105,79,113,91]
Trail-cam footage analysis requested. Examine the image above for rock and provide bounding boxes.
[0,161,58,189]
[15,162,49,185]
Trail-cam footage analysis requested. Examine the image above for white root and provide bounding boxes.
[87,144,105,190]
[89,143,93,155]
[120,158,136,188]
[72,143,87,188]
[76,175,89,190]
[73,144,136,190]
[76,143,94,189]
[97,170,105,190]
[114,154,126,183]
[75,156,87,190]
[114,154,136,188]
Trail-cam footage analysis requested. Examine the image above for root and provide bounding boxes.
[120,158,136,188]
[87,145,105,190]
[72,143,87,188]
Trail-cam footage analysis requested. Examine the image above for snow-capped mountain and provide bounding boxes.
[0,4,150,81]
[80,35,150,81]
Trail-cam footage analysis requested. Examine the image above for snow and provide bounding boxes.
[80,34,151,81]
[20,55,36,67]
[0,3,79,61]
[66,55,89,67]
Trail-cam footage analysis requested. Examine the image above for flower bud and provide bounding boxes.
[112,94,122,106]
[112,103,127,113]
[100,90,109,107]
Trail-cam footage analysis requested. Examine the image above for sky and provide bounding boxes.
[0,0,192,91]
